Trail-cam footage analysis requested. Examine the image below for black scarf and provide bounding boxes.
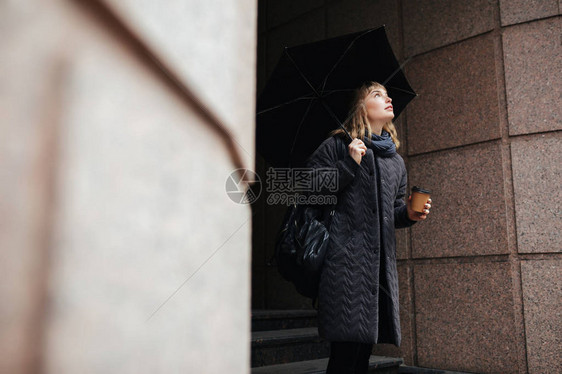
[362,130,396,157]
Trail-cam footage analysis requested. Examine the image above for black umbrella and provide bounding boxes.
[256,25,417,168]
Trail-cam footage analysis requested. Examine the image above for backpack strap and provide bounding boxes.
[334,133,348,160]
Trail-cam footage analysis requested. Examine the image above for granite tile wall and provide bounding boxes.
[502,17,562,136]
[521,259,562,374]
[499,0,559,26]
[326,0,401,58]
[414,261,519,373]
[511,133,562,253]
[267,0,324,29]
[409,142,508,258]
[405,33,501,155]
[402,0,495,57]
[266,9,325,77]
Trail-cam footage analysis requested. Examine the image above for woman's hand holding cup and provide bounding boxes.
[407,186,432,221]
[349,138,367,165]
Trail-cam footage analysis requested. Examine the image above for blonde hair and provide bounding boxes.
[329,81,400,149]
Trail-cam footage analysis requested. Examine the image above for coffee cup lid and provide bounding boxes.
[412,186,431,194]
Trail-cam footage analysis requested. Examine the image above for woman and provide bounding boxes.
[305,81,431,373]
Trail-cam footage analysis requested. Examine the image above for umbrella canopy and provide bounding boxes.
[256,25,417,168]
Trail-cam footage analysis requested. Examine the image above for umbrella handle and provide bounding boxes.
[339,123,353,144]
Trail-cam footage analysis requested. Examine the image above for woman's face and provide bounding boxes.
[364,88,394,125]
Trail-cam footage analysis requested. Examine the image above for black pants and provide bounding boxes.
[326,341,373,374]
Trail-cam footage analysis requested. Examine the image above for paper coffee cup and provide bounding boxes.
[411,186,431,213]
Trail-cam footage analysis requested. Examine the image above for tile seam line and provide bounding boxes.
[404,13,560,59]
[399,254,512,263]
[518,253,562,259]
[77,0,250,180]
[492,1,530,371]
[508,128,562,140]
[499,13,561,29]
[407,129,562,158]
[405,28,496,59]
[265,4,326,33]
[404,252,562,262]
[408,137,503,158]
[397,0,418,366]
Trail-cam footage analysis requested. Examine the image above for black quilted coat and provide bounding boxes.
[305,134,417,346]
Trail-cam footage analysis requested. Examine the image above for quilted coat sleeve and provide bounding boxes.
[305,136,359,195]
[394,163,418,229]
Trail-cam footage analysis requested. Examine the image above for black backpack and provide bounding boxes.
[270,135,348,306]
[274,203,330,300]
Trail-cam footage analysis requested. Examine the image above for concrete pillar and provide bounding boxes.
[1,0,256,372]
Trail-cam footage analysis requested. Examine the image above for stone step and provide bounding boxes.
[251,309,318,332]
[251,355,404,373]
[398,365,475,374]
[251,327,329,367]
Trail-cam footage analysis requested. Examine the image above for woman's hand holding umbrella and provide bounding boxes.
[349,138,367,165]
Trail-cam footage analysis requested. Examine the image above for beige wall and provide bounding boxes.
[254,1,561,373]
[1,0,256,373]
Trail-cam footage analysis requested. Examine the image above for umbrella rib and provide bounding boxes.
[284,48,322,98]
[256,95,316,115]
[318,100,353,143]
[320,29,374,93]
[289,95,316,159]
[384,85,417,96]
[319,37,414,94]
[321,57,415,96]
[340,103,362,133]
[382,56,413,86]
[321,88,356,96]
[285,48,354,144]
[320,85,416,98]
